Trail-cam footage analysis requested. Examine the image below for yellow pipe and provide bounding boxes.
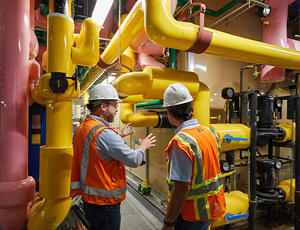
[28,15,99,230]
[80,1,144,92]
[193,82,210,126]
[115,67,210,125]
[120,103,159,127]
[101,1,144,65]
[278,179,295,203]
[276,122,295,143]
[144,0,300,70]
[113,66,211,126]
[113,66,199,98]
[144,0,198,50]
[204,28,300,70]
[212,191,249,227]
[72,18,100,66]
[122,95,153,103]
[209,124,250,152]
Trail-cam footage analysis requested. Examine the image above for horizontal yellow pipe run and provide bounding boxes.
[212,191,248,227]
[210,124,250,152]
[205,28,300,70]
[120,103,159,127]
[144,0,300,70]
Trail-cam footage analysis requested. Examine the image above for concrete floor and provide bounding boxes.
[121,192,162,230]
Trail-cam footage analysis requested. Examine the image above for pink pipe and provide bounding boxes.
[0,1,36,229]
[137,53,165,69]
[261,0,300,82]
[261,0,289,82]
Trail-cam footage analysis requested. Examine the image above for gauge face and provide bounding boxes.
[275,160,282,170]
[263,7,271,17]
[222,87,235,99]
[222,161,230,172]
[226,88,234,98]
[276,99,282,108]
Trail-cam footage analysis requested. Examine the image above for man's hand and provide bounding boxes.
[119,123,133,138]
[138,133,156,152]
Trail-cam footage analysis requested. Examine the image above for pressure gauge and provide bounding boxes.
[222,87,235,99]
[258,6,271,18]
[220,160,230,172]
[275,160,283,170]
[275,98,282,108]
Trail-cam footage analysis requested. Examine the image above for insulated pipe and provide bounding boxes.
[144,0,300,70]
[28,14,99,230]
[120,103,159,127]
[0,1,36,229]
[209,124,250,152]
[80,0,144,92]
[113,66,211,126]
[261,0,288,82]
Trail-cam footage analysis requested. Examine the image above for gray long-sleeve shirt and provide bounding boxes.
[88,115,146,168]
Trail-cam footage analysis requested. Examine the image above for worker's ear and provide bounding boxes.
[99,102,108,112]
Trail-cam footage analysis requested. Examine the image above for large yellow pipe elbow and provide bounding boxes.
[120,103,159,127]
[72,18,100,66]
[278,179,295,203]
[276,123,295,143]
[209,124,250,152]
[113,67,199,99]
[144,0,198,50]
[81,1,144,92]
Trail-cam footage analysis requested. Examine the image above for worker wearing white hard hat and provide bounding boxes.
[71,83,156,230]
[162,83,225,230]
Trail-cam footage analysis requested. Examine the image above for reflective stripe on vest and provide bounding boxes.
[166,130,223,220]
[71,124,126,198]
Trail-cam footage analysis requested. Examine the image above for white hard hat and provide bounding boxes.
[163,83,193,107]
[89,84,121,101]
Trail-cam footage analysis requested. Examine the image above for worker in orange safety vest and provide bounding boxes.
[161,83,226,230]
[70,83,156,230]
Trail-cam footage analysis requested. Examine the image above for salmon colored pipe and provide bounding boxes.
[0,1,36,229]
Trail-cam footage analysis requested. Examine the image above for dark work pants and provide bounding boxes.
[174,215,212,230]
[83,200,121,230]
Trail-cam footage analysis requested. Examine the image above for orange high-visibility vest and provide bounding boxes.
[165,125,226,221]
[70,117,126,205]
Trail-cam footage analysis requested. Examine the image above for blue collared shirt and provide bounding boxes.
[169,119,200,182]
[88,115,146,167]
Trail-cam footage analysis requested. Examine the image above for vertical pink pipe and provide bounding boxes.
[261,0,289,82]
[0,0,36,230]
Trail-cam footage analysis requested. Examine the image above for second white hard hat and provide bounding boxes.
[89,84,121,101]
[163,83,193,108]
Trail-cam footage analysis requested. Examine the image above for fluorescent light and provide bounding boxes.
[92,0,114,27]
